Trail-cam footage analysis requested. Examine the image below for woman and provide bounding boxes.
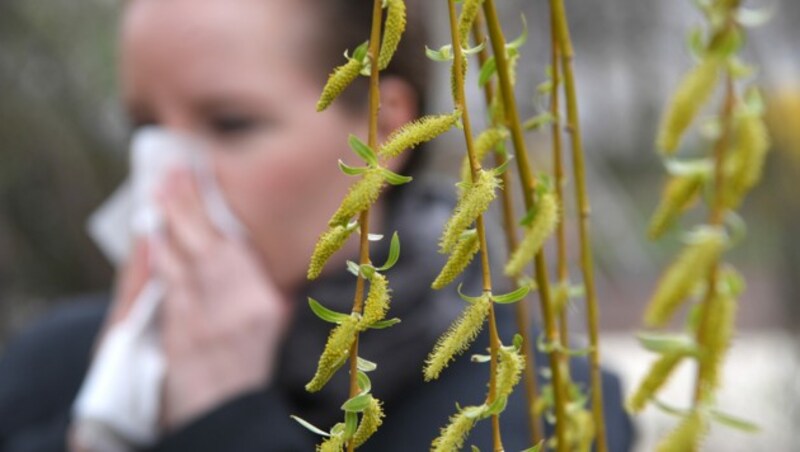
[0,0,633,450]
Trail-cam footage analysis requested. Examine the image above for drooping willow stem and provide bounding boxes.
[481,0,569,449]
[346,1,383,450]
[693,72,735,406]
[472,14,543,447]
[550,0,609,450]
[446,1,503,449]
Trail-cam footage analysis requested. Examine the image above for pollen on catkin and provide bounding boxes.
[626,351,686,413]
[317,434,345,452]
[723,113,770,209]
[496,347,525,400]
[378,111,460,159]
[351,397,385,448]
[648,173,705,240]
[378,0,406,70]
[424,295,491,381]
[317,57,363,112]
[440,169,500,253]
[699,290,737,392]
[656,410,707,452]
[359,272,390,329]
[306,315,359,392]
[505,192,559,276]
[430,410,476,452]
[308,224,356,280]
[656,58,720,154]
[459,127,509,185]
[458,0,482,44]
[328,169,385,228]
[644,229,726,328]
[431,230,480,289]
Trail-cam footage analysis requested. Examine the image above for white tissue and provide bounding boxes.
[73,127,246,450]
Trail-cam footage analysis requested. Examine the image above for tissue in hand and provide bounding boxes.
[73,127,245,450]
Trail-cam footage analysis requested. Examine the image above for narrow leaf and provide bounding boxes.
[348,135,378,167]
[492,285,530,304]
[368,318,401,329]
[342,394,372,413]
[290,415,330,437]
[308,297,350,324]
[377,231,401,271]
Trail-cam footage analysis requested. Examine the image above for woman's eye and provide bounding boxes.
[211,114,259,136]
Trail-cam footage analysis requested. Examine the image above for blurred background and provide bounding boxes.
[0,0,797,450]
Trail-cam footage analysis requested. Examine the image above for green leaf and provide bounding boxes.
[513,333,524,351]
[348,135,378,167]
[471,353,491,363]
[346,260,361,277]
[744,86,765,116]
[344,411,358,440]
[723,210,747,249]
[330,422,346,436]
[357,370,372,394]
[338,159,368,176]
[482,396,508,418]
[506,15,528,50]
[471,446,480,452]
[381,168,413,186]
[519,204,539,227]
[651,399,690,417]
[536,80,553,95]
[290,415,330,437]
[463,41,486,56]
[735,7,772,28]
[492,285,530,304]
[710,409,760,433]
[357,356,378,372]
[368,318,401,329]
[462,405,487,420]
[425,44,453,62]
[492,156,513,176]
[664,157,714,177]
[636,332,698,355]
[308,298,350,324]
[342,393,372,413]
[478,56,497,86]
[367,233,384,241]
[377,231,401,271]
[523,112,556,131]
[521,441,544,452]
[352,41,370,62]
[457,283,484,304]
[687,27,706,61]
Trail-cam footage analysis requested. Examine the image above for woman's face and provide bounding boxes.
[121,0,388,292]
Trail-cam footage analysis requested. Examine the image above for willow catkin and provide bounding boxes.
[648,173,706,240]
[644,229,726,328]
[328,169,385,227]
[459,127,509,185]
[431,230,480,289]
[505,192,559,276]
[656,410,707,452]
[306,315,359,392]
[439,169,500,253]
[378,111,460,159]
[657,58,721,154]
[424,295,491,381]
[317,58,363,112]
[723,113,770,209]
[351,397,385,448]
[431,410,476,452]
[317,434,345,452]
[378,0,406,70]
[496,347,525,400]
[457,0,482,44]
[308,225,356,280]
[360,272,390,329]
[699,290,737,392]
[626,351,686,413]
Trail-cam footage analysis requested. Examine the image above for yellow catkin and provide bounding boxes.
[648,174,705,239]
[351,397,385,448]
[431,231,480,290]
[359,273,390,329]
[306,315,359,392]
[699,291,737,393]
[431,410,476,452]
[328,169,385,228]
[439,169,500,253]
[496,347,525,400]
[505,192,559,276]
[723,113,770,209]
[458,0,482,44]
[317,435,345,452]
[378,0,406,70]
[424,295,491,381]
[459,127,509,185]
[378,111,460,159]
[308,225,356,280]
[626,351,685,413]
[656,410,707,452]
[317,58,363,112]
[657,58,721,154]
[644,229,726,328]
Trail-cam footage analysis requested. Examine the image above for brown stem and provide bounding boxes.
[482,0,569,450]
[346,1,383,450]
[472,14,543,447]
[550,1,609,450]
[446,1,503,450]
